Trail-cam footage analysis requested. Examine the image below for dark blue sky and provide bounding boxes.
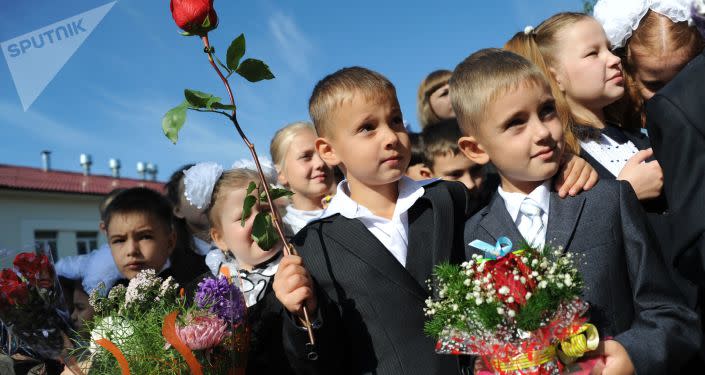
[0,0,582,180]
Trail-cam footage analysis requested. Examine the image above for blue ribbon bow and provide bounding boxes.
[469,237,513,260]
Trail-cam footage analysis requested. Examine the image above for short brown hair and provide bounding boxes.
[417,69,452,129]
[449,48,549,136]
[207,168,261,230]
[309,66,397,137]
[421,118,462,170]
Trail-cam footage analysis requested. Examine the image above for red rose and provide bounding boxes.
[170,0,218,36]
[13,252,54,289]
[0,269,29,306]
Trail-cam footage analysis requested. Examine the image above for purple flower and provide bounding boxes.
[195,276,245,323]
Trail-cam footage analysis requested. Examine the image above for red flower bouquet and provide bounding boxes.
[0,248,75,363]
[424,238,601,374]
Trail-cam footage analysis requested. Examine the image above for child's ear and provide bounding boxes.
[458,136,490,165]
[277,168,289,186]
[419,166,433,179]
[173,206,185,220]
[210,227,227,252]
[315,137,341,166]
[548,66,566,92]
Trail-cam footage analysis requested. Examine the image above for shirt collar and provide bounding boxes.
[497,180,551,221]
[320,176,436,220]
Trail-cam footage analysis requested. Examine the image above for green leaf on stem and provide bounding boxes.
[246,181,257,195]
[214,54,232,74]
[162,101,188,144]
[226,34,246,71]
[241,195,257,227]
[251,212,280,250]
[210,102,236,111]
[236,59,275,82]
[184,89,222,109]
[260,187,293,202]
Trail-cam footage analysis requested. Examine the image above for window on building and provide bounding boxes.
[76,231,98,255]
[34,230,58,260]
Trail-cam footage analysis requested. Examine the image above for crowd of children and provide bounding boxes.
[4,1,705,374]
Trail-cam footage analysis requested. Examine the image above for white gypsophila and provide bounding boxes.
[158,276,179,298]
[183,162,224,210]
[124,269,161,308]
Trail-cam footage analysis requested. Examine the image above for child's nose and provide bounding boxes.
[531,118,551,140]
[125,238,140,256]
[606,50,621,68]
[381,125,399,148]
[460,173,476,191]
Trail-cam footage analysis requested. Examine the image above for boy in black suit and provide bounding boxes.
[274,66,473,374]
[453,49,701,375]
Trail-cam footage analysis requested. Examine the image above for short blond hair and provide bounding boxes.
[309,67,397,137]
[449,48,549,136]
[417,69,452,129]
[207,168,261,230]
[270,121,316,172]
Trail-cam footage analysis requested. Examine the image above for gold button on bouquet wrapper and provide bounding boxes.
[425,238,601,374]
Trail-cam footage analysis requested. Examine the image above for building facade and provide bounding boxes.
[0,164,164,261]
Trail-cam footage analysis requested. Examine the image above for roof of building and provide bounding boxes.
[0,164,164,195]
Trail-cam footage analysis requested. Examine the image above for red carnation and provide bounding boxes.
[170,0,218,36]
[13,252,54,289]
[0,269,29,306]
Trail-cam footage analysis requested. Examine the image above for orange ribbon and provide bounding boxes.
[162,310,203,375]
[94,338,130,375]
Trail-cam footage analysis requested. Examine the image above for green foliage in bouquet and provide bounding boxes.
[424,244,584,339]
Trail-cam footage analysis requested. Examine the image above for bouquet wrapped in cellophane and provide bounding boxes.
[424,238,600,375]
[0,247,80,372]
[77,269,248,375]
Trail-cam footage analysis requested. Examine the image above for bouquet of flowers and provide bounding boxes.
[0,248,75,363]
[81,269,248,375]
[424,238,600,375]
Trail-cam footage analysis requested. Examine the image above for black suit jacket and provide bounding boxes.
[283,180,474,375]
[646,52,705,289]
[464,180,701,375]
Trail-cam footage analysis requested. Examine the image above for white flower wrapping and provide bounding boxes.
[594,0,694,49]
[183,162,224,210]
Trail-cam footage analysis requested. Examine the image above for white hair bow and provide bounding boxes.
[594,0,693,49]
[183,162,224,210]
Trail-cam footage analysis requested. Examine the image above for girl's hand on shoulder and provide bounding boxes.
[555,154,599,198]
[617,148,663,200]
[273,254,317,316]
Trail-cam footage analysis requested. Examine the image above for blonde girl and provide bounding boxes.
[505,12,663,202]
[270,121,334,234]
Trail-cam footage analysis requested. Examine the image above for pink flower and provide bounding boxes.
[176,314,227,350]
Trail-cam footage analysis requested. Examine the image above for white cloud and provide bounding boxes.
[268,11,314,76]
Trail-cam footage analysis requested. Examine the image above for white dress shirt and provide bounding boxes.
[319,177,434,266]
[497,181,551,248]
[283,206,324,235]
